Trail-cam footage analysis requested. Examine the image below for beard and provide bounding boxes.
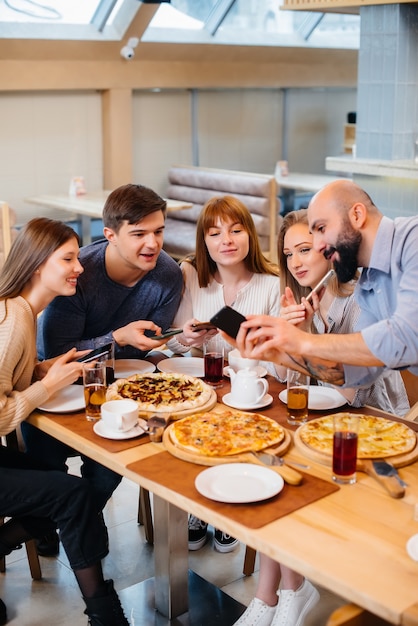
[327,223,361,283]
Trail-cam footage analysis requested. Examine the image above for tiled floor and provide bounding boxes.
[0,458,346,625]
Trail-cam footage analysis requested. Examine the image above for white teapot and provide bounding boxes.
[226,367,269,406]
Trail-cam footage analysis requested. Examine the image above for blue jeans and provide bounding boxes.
[0,445,108,570]
[21,422,122,512]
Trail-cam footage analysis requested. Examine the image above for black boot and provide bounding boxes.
[0,598,7,625]
[83,580,129,626]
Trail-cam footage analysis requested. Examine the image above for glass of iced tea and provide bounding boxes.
[203,334,224,387]
[83,361,107,421]
[332,413,359,484]
[286,368,310,425]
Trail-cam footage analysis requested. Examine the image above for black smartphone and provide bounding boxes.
[76,342,113,363]
[191,322,217,332]
[209,306,247,339]
[149,328,183,341]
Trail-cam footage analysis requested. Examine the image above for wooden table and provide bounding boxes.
[274,172,344,214]
[27,376,418,624]
[25,192,192,244]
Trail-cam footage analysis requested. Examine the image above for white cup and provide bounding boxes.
[100,400,139,433]
[228,348,259,373]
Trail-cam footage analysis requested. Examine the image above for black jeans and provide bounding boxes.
[0,445,108,570]
[21,422,122,512]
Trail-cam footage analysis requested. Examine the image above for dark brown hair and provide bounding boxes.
[103,184,167,233]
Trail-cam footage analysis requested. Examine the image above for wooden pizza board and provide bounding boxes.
[293,423,418,468]
[138,387,217,420]
[163,423,292,467]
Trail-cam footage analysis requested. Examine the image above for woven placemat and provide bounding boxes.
[37,410,150,453]
[127,451,339,529]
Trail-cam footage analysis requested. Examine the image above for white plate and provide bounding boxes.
[38,385,85,413]
[93,418,147,440]
[406,534,418,562]
[223,365,267,378]
[115,359,155,378]
[157,357,204,377]
[222,393,273,411]
[195,463,284,503]
[279,386,347,411]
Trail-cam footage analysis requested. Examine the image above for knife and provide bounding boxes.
[251,452,303,486]
[357,459,405,498]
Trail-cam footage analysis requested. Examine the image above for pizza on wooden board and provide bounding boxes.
[168,409,285,457]
[298,413,416,459]
[106,372,214,413]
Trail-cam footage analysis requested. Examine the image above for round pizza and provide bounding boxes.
[298,413,416,459]
[106,372,214,414]
[168,409,285,457]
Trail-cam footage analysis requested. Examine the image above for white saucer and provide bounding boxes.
[223,365,267,378]
[222,393,273,411]
[406,534,418,561]
[93,419,147,440]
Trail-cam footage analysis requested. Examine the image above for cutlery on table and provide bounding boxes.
[250,451,304,486]
[357,459,406,498]
[372,459,408,488]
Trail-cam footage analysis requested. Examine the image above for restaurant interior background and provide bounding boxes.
[0,0,360,225]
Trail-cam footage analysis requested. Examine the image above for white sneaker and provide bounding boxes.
[233,597,277,626]
[271,579,320,626]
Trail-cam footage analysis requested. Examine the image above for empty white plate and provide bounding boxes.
[157,357,204,377]
[114,359,155,378]
[195,463,284,503]
[279,386,346,411]
[38,385,85,413]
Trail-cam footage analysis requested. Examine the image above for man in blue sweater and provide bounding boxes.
[24,183,183,555]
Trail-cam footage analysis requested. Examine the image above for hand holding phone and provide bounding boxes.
[76,342,113,363]
[149,328,183,341]
[209,306,247,339]
[191,322,217,332]
[305,269,335,303]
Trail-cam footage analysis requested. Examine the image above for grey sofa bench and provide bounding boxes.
[163,165,281,261]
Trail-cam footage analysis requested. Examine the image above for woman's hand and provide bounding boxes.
[280,286,316,332]
[176,319,218,348]
[40,348,85,397]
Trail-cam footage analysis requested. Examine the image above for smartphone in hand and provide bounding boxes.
[191,322,217,332]
[209,306,247,339]
[149,328,183,341]
[76,342,113,363]
[305,269,335,303]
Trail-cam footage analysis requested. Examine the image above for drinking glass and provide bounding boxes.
[286,369,310,425]
[332,413,359,484]
[83,361,107,421]
[203,335,224,387]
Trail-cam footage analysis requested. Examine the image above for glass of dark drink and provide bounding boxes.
[332,413,359,484]
[286,369,310,425]
[203,334,224,387]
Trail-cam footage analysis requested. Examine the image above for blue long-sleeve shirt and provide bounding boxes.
[344,215,418,387]
[37,239,183,360]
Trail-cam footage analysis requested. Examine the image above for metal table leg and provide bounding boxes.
[153,495,189,619]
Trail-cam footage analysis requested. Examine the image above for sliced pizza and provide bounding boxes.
[169,409,285,457]
[106,372,214,413]
[299,413,416,459]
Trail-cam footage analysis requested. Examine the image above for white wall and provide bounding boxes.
[0,86,356,224]
[0,91,103,223]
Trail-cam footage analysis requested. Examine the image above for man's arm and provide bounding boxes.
[234,315,384,385]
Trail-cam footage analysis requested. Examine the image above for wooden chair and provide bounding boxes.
[138,487,257,574]
[326,603,391,625]
[0,430,42,580]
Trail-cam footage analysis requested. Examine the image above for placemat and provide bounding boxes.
[38,410,150,453]
[127,451,339,529]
